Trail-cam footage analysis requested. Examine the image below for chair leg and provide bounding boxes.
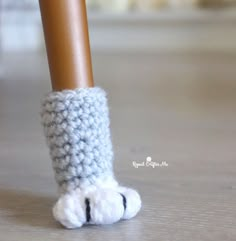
[39,0,94,90]
[39,0,141,229]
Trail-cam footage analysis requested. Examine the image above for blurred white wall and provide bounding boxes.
[1,0,236,53]
[1,0,41,51]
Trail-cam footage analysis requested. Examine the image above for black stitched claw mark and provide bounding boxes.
[85,198,91,223]
[120,193,127,211]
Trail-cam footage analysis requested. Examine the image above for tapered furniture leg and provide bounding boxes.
[39,0,141,229]
[39,0,93,90]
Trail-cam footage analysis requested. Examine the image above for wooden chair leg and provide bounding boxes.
[39,1,142,229]
[39,0,94,91]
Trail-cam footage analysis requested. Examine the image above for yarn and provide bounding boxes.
[41,87,141,228]
[52,184,141,228]
[41,87,113,192]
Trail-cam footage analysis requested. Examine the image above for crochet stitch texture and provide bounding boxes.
[41,87,114,192]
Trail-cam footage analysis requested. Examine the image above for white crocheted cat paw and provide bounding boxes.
[53,185,141,229]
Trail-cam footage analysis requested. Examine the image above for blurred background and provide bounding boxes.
[0,1,236,240]
[0,0,236,192]
[1,0,236,52]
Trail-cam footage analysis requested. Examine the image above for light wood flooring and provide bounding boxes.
[0,52,235,240]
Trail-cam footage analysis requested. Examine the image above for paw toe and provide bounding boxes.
[90,189,124,225]
[53,192,85,229]
[119,188,142,220]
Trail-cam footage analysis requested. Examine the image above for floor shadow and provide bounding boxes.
[0,188,60,229]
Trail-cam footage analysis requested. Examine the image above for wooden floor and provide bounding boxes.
[0,52,236,240]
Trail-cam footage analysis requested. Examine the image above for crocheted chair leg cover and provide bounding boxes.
[41,87,141,229]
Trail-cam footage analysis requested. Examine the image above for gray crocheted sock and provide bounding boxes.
[41,87,114,192]
[41,87,141,228]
